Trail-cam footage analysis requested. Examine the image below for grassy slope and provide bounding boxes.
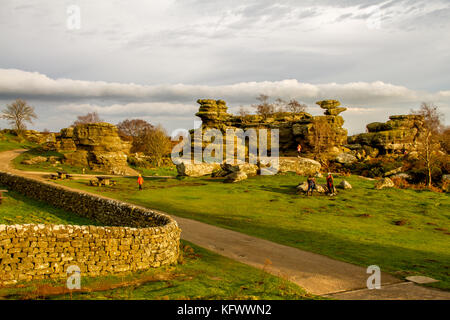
[0,133,36,152]
[0,187,313,300]
[57,174,450,290]
[0,188,99,226]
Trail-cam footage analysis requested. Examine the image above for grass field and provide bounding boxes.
[0,133,36,152]
[57,173,450,290]
[0,186,313,300]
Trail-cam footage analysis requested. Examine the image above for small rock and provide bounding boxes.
[224,171,248,183]
[337,180,352,189]
[375,177,394,190]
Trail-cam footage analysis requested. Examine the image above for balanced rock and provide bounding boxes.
[316,100,347,116]
[375,177,395,190]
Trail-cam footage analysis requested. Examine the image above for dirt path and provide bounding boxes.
[1,150,449,299]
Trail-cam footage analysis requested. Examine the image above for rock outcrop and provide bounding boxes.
[348,115,424,155]
[193,99,348,156]
[176,161,221,177]
[47,123,136,175]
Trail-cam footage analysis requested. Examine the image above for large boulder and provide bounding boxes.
[21,156,48,165]
[177,162,221,177]
[222,163,258,176]
[296,181,325,193]
[224,171,248,183]
[279,158,321,176]
[375,177,395,190]
[335,153,357,164]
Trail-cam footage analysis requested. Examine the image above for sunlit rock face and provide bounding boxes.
[348,115,425,155]
[47,123,136,175]
[193,99,349,156]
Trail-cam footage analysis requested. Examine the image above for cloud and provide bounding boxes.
[1,69,448,107]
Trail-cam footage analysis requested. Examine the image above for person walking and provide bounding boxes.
[297,144,302,157]
[326,172,335,196]
[307,175,316,196]
[137,174,144,191]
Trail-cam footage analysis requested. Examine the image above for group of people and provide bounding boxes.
[306,173,336,196]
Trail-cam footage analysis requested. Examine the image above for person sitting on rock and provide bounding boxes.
[307,176,316,196]
[326,172,335,196]
[137,174,144,191]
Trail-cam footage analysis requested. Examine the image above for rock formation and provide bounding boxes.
[348,115,424,155]
[47,123,136,175]
[194,99,348,156]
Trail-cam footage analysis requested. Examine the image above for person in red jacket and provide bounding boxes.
[137,174,144,191]
[297,144,302,157]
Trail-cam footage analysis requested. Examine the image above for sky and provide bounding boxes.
[0,0,449,135]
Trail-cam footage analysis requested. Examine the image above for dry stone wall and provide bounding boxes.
[0,172,180,285]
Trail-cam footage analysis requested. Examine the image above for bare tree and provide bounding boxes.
[117,119,154,140]
[238,106,250,117]
[71,112,103,127]
[411,102,445,188]
[286,99,307,114]
[274,98,287,113]
[252,94,275,120]
[138,125,172,166]
[1,99,37,135]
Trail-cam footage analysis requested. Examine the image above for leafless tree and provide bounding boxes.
[238,106,250,117]
[117,119,154,140]
[411,102,445,187]
[286,99,307,114]
[252,94,275,120]
[1,99,38,135]
[71,112,103,127]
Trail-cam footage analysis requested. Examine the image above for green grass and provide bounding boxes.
[0,187,101,226]
[57,174,450,290]
[25,241,313,300]
[0,133,36,152]
[12,148,104,174]
[133,166,177,177]
[0,185,314,300]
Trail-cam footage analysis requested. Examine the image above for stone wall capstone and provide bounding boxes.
[0,172,181,285]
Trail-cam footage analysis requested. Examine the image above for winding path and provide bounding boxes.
[1,149,449,299]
